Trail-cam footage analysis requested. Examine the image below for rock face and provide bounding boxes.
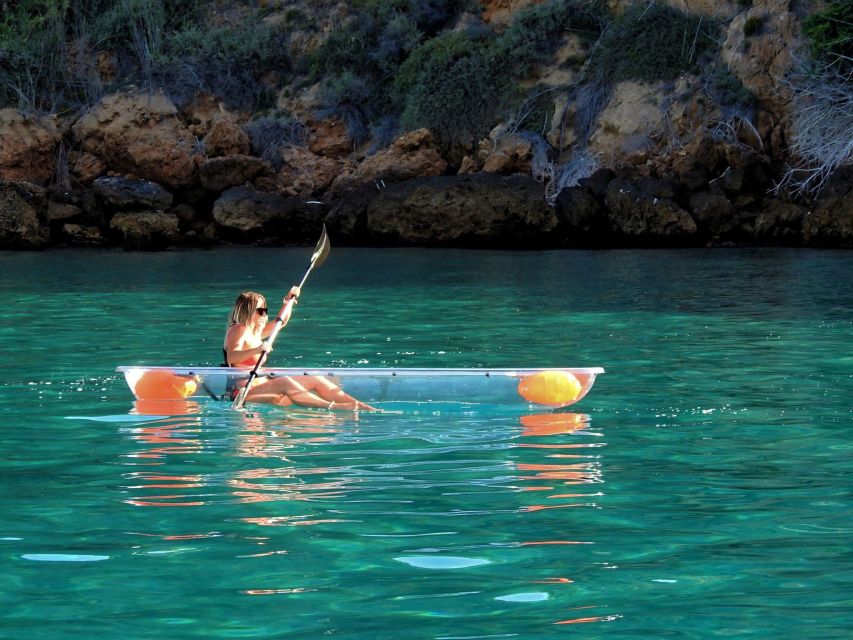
[203,118,251,157]
[481,133,534,175]
[0,1,849,251]
[0,181,49,248]
[71,92,197,188]
[328,174,557,247]
[276,147,342,196]
[330,129,447,197]
[589,81,667,161]
[0,110,60,185]
[802,168,853,248]
[722,0,800,153]
[605,178,697,243]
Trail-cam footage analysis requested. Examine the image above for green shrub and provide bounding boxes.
[397,32,511,149]
[244,114,307,169]
[307,0,477,140]
[0,1,89,111]
[803,0,853,72]
[707,66,754,111]
[315,71,373,146]
[491,0,604,74]
[393,0,605,149]
[513,87,557,136]
[0,0,288,112]
[587,4,719,83]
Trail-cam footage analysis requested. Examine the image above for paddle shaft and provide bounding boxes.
[232,228,329,409]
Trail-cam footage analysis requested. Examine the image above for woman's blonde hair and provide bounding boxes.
[227,291,266,327]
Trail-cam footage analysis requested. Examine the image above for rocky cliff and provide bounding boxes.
[0,0,850,249]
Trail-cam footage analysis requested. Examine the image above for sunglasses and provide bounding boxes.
[256,307,268,316]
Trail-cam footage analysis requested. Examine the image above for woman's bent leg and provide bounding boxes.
[251,376,361,410]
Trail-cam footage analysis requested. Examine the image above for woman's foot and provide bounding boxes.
[328,400,380,412]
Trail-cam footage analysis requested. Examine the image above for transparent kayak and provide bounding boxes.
[116,366,605,410]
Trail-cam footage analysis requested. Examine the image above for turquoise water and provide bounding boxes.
[1,247,851,639]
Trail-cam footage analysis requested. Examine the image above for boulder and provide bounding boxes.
[481,133,534,175]
[93,176,173,210]
[555,185,607,245]
[203,118,251,158]
[589,80,667,163]
[605,178,697,243]
[109,211,180,249]
[213,184,289,234]
[47,201,83,223]
[61,223,104,246]
[212,184,324,242]
[71,92,196,188]
[753,200,806,244]
[68,151,106,185]
[803,169,853,247]
[330,129,446,197]
[689,191,741,240]
[0,181,49,248]
[199,155,267,191]
[308,118,353,157]
[0,109,61,185]
[276,147,341,196]
[334,174,558,247]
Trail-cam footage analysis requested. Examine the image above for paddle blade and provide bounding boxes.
[311,225,330,270]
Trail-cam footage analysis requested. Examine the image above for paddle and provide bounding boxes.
[232,225,331,409]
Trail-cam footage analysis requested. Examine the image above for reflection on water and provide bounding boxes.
[118,407,618,629]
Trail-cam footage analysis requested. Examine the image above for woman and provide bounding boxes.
[223,288,374,411]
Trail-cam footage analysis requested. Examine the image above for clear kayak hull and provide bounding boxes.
[116,366,605,410]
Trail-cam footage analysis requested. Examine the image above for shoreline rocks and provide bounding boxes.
[1,162,850,250]
[0,82,849,251]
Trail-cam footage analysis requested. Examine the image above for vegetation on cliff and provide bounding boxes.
[781,0,853,194]
[0,0,851,251]
[0,0,286,112]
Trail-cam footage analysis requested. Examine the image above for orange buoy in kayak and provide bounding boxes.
[517,370,582,407]
[131,370,197,400]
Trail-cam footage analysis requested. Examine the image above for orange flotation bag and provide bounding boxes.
[131,370,197,400]
[517,370,582,407]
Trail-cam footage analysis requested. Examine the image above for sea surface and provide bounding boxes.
[0,247,850,639]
